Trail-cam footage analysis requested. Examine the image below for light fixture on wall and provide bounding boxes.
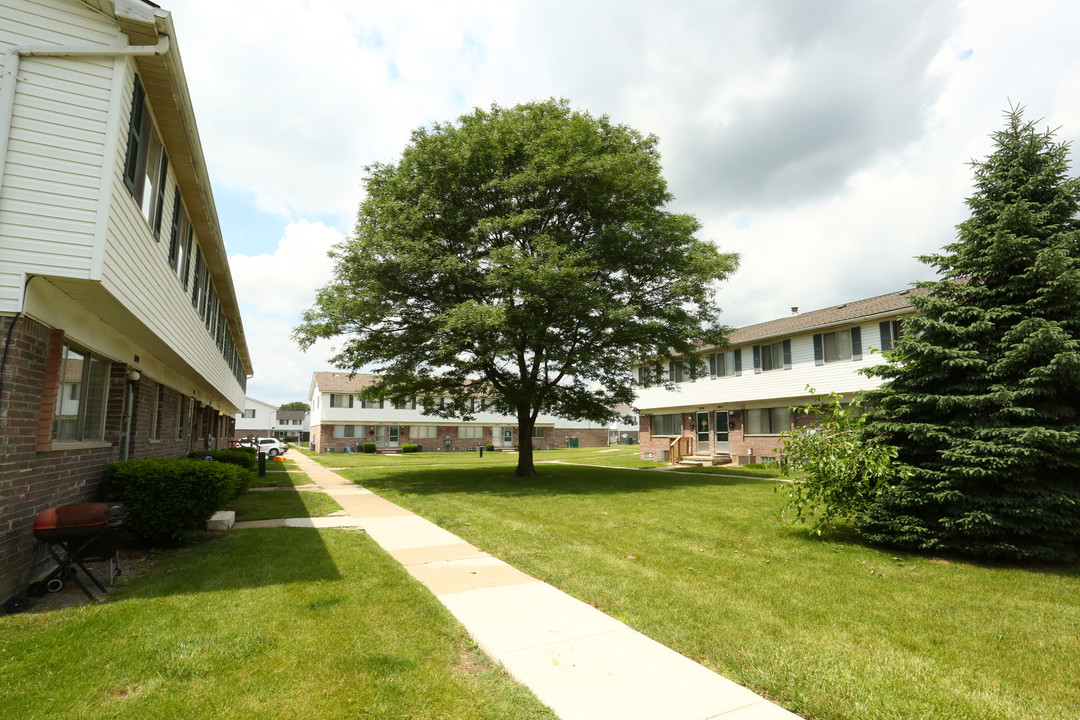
[127,369,141,382]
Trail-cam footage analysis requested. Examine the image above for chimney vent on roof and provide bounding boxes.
[790,306,799,315]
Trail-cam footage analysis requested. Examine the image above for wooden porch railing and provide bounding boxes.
[669,436,692,465]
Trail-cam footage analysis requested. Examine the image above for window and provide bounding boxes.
[333,425,361,438]
[532,426,546,438]
[168,189,191,282]
[668,360,693,383]
[53,343,110,442]
[361,399,384,409]
[292,419,302,425]
[746,407,792,435]
[151,383,164,440]
[709,349,741,378]
[754,340,790,373]
[411,426,438,439]
[191,247,204,311]
[880,320,903,352]
[459,426,483,439]
[813,327,862,365]
[330,394,354,408]
[392,399,407,410]
[651,413,681,435]
[243,409,256,418]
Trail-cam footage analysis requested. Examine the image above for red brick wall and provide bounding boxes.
[0,316,228,603]
[554,427,610,447]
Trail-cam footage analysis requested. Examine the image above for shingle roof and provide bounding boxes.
[311,372,380,393]
[723,287,928,347]
[276,410,307,420]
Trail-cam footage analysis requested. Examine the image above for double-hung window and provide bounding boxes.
[879,320,903,352]
[168,189,193,287]
[709,349,741,378]
[460,426,483,439]
[53,343,111,442]
[745,407,791,435]
[753,340,791,373]
[411,426,438,439]
[813,327,862,365]
[329,394,354,408]
[651,413,681,435]
[123,75,169,238]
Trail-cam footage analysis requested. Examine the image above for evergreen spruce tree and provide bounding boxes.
[860,107,1080,562]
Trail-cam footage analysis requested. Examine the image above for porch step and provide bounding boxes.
[677,454,733,467]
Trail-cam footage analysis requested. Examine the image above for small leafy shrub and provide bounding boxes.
[363,442,377,454]
[485,443,495,451]
[106,458,249,547]
[401,443,419,453]
[780,390,901,532]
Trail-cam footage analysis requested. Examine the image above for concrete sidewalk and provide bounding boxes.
[268,451,803,720]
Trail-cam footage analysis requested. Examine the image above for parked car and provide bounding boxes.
[233,437,288,457]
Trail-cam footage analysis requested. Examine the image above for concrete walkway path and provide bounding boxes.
[265,451,803,720]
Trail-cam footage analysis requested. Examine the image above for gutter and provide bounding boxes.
[0,35,170,207]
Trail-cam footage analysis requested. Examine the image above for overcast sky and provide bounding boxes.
[169,0,1080,407]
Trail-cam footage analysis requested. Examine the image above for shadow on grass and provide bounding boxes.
[346,462,779,498]
[119,527,343,600]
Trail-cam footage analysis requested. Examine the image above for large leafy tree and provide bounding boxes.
[860,107,1080,562]
[294,99,737,476]
[278,401,310,412]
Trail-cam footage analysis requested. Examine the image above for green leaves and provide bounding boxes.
[293,98,737,475]
[859,106,1080,562]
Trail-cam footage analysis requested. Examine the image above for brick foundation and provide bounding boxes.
[0,316,232,604]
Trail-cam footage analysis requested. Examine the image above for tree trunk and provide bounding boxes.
[513,409,537,477]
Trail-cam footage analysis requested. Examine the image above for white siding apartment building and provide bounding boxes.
[309,372,559,453]
[0,0,251,604]
[634,289,922,464]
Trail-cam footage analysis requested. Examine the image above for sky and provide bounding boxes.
[168,0,1080,408]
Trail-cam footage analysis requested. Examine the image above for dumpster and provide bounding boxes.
[568,437,579,448]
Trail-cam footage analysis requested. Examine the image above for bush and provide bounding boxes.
[363,443,377,454]
[106,458,249,547]
[779,391,900,532]
[485,443,495,451]
[188,449,257,474]
[401,443,419,453]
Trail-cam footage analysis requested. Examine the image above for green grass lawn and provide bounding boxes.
[337,461,1080,720]
[249,469,315,488]
[306,445,665,470]
[230,488,343,522]
[0,529,553,719]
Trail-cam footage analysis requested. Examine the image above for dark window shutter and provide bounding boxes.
[123,78,145,193]
[879,321,892,352]
[168,188,182,268]
[709,354,717,378]
[851,327,862,361]
[349,395,354,408]
[752,345,761,374]
[782,339,792,370]
[734,349,742,376]
[813,334,824,366]
[668,361,675,382]
[152,152,168,238]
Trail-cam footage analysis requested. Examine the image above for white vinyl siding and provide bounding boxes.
[0,29,116,308]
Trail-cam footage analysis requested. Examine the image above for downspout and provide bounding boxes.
[0,36,170,202]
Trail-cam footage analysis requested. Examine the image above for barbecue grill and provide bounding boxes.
[30,503,124,600]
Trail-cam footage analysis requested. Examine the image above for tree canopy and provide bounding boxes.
[293,99,738,476]
[860,107,1080,562]
[278,401,310,412]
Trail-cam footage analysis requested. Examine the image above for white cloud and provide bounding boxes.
[168,0,1080,403]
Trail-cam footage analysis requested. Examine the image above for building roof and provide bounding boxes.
[721,287,927,347]
[311,372,380,395]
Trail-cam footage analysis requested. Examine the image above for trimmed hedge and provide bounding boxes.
[187,449,257,475]
[363,443,377,454]
[401,443,419,453]
[485,443,495,451]
[106,458,249,547]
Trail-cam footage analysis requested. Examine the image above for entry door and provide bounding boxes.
[388,425,399,448]
[696,412,711,454]
[715,411,730,453]
[502,427,513,446]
